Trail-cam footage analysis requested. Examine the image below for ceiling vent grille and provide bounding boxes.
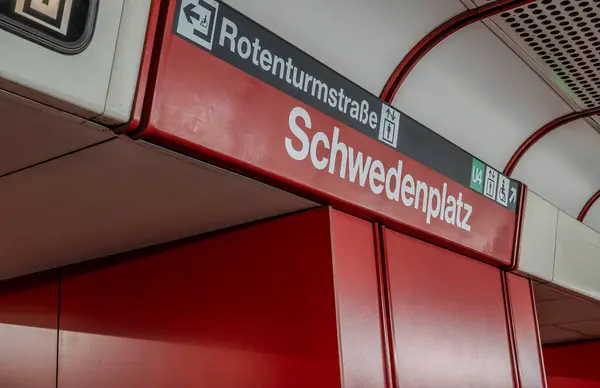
[500,1,600,108]
[465,0,600,127]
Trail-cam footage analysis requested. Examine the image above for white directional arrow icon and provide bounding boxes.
[176,0,219,50]
[509,187,517,204]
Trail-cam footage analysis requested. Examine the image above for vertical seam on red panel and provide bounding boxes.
[55,269,61,388]
[502,272,523,388]
[373,224,398,388]
[529,280,549,388]
[510,184,528,272]
[327,207,347,388]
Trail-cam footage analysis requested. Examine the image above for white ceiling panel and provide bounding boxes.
[512,120,600,218]
[534,282,600,344]
[560,321,600,337]
[534,283,570,303]
[0,90,112,176]
[0,138,316,281]
[539,325,589,344]
[222,0,464,96]
[391,18,572,172]
[536,298,600,327]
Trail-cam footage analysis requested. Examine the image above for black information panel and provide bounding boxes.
[0,0,98,54]
[173,0,522,212]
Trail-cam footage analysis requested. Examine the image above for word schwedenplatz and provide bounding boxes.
[285,107,473,232]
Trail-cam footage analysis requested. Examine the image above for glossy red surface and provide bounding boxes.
[0,271,58,388]
[58,208,342,388]
[123,0,163,133]
[506,273,546,388]
[330,210,386,388]
[383,228,514,387]
[544,341,600,388]
[0,209,549,388]
[137,0,518,267]
[546,377,600,388]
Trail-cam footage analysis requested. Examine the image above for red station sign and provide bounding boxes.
[133,0,522,267]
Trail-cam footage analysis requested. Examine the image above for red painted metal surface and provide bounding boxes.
[506,273,546,388]
[503,108,600,176]
[136,0,518,267]
[58,208,342,388]
[501,272,521,388]
[546,377,600,388]
[383,228,514,387]
[379,0,535,103]
[544,340,600,388]
[578,190,600,222]
[0,271,58,388]
[374,225,398,388]
[329,210,386,388]
[120,0,163,133]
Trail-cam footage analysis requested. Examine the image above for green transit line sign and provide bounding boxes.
[470,158,485,194]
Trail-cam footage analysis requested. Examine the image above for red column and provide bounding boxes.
[0,209,541,388]
[505,273,546,388]
[330,211,386,388]
[56,208,386,388]
[382,228,515,388]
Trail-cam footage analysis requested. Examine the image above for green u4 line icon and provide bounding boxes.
[470,158,485,194]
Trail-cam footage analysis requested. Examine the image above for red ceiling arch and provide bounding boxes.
[381,0,600,225]
[379,0,535,103]
[503,107,600,177]
[578,190,600,222]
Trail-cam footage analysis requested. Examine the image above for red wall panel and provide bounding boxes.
[0,271,58,387]
[0,208,534,388]
[544,341,600,388]
[506,273,546,388]
[57,208,342,388]
[329,210,386,388]
[383,228,515,388]
[546,377,600,388]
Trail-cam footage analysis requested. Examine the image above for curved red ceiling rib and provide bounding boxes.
[379,0,535,103]
[578,190,600,222]
[379,0,600,225]
[503,107,600,176]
